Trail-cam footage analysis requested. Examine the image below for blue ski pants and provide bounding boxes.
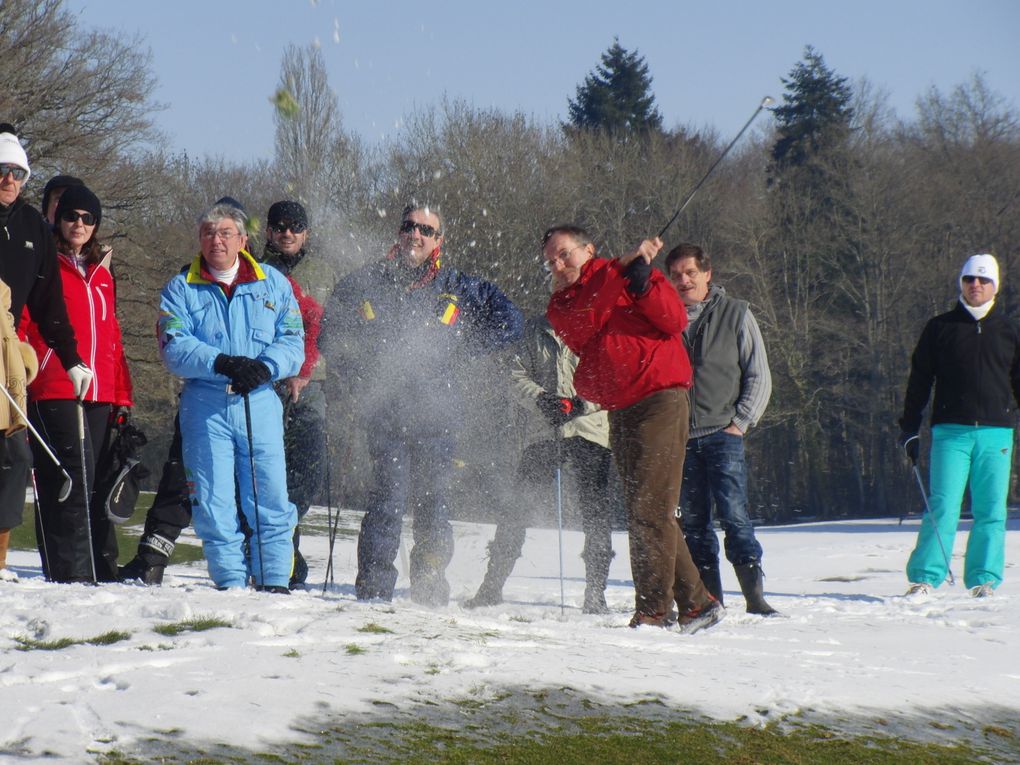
[907,424,1011,590]
[180,385,297,589]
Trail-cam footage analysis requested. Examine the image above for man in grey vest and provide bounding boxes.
[666,244,777,615]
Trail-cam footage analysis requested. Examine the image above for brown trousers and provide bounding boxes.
[609,387,710,617]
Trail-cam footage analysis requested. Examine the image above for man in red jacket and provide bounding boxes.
[544,225,722,633]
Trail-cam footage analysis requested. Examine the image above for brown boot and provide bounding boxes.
[0,528,18,582]
[734,561,778,616]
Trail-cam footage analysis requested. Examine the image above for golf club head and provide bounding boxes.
[57,470,72,503]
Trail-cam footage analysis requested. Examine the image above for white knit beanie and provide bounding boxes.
[959,253,999,294]
[0,131,30,183]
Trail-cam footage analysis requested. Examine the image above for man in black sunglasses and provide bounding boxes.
[321,204,524,607]
[260,200,336,588]
[0,124,90,581]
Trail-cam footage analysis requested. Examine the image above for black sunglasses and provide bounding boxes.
[60,210,97,226]
[270,221,307,234]
[399,220,439,238]
[962,275,992,285]
[0,163,28,181]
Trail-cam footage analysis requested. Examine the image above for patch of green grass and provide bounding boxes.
[357,622,393,634]
[282,649,300,658]
[345,643,367,655]
[153,616,232,637]
[13,629,131,651]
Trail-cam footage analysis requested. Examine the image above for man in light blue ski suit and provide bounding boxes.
[899,253,1020,598]
[159,201,304,591]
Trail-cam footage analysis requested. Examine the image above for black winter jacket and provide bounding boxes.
[0,197,81,370]
[900,301,1020,433]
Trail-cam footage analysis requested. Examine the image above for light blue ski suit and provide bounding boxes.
[159,251,304,588]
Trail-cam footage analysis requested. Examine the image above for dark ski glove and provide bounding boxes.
[898,431,920,464]
[214,354,272,394]
[536,392,583,427]
[624,257,652,296]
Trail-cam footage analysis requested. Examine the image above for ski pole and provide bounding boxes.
[322,430,336,594]
[30,469,52,580]
[76,402,98,584]
[2,386,72,502]
[242,393,267,589]
[555,437,565,615]
[912,464,955,586]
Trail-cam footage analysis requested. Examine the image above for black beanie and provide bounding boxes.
[41,175,85,217]
[267,200,308,228]
[55,184,102,228]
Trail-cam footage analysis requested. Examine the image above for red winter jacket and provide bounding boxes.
[23,250,132,405]
[546,257,691,411]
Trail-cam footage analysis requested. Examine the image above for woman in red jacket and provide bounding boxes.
[24,184,131,582]
[544,225,722,633]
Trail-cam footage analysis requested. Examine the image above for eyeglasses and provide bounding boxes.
[0,164,27,182]
[200,228,241,241]
[542,244,586,272]
[962,275,993,285]
[399,220,439,238]
[270,221,307,234]
[60,210,97,226]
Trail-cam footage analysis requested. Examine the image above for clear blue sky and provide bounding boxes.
[65,0,1020,163]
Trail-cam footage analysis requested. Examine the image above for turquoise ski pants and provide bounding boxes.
[906,424,1012,590]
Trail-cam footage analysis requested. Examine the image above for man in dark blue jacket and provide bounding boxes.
[321,204,523,606]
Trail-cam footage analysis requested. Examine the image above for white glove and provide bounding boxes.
[67,363,94,400]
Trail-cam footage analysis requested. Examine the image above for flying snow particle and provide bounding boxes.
[377,209,387,218]
[333,18,341,44]
[481,209,488,217]
[313,37,321,49]
[433,170,442,180]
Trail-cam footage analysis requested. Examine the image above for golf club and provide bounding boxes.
[657,96,774,239]
[0,385,72,502]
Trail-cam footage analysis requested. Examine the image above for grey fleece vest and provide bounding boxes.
[684,291,748,433]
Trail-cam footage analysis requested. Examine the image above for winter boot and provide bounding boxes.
[734,561,779,616]
[581,547,613,615]
[289,526,308,590]
[119,550,167,586]
[463,547,518,609]
[698,563,724,606]
[0,528,17,582]
[677,597,725,635]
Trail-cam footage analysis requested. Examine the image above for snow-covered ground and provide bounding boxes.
[1,510,1018,762]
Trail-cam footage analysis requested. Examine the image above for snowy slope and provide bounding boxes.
[1,511,1018,762]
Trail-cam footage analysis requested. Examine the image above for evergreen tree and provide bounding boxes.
[771,46,854,169]
[567,39,662,135]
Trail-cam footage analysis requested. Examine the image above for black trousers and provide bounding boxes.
[30,400,118,582]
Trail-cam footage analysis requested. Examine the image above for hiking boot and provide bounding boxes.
[256,585,291,595]
[677,598,725,635]
[905,582,933,599]
[119,554,166,586]
[0,567,18,583]
[734,561,778,616]
[970,583,994,598]
[629,611,675,629]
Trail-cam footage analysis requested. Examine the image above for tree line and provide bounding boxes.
[3,1,1018,523]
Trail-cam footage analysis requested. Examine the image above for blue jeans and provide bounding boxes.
[679,430,763,569]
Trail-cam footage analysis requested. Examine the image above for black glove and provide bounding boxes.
[536,393,582,427]
[898,431,920,464]
[214,354,272,394]
[624,257,652,296]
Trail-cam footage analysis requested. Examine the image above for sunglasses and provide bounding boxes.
[962,275,993,285]
[270,221,307,234]
[60,210,97,226]
[0,164,28,182]
[399,220,439,238]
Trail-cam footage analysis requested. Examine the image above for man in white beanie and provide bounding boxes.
[898,253,1019,599]
[0,123,91,581]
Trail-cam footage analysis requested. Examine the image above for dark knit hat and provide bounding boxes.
[55,184,102,228]
[215,195,248,218]
[41,175,85,217]
[267,200,308,229]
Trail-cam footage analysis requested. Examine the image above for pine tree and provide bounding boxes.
[567,39,663,135]
[771,46,853,170]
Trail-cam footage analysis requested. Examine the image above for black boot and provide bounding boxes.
[289,526,308,590]
[582,549,614,615]
[734,561,778,616]
[119,552,166,586]
[698,563,724,607]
